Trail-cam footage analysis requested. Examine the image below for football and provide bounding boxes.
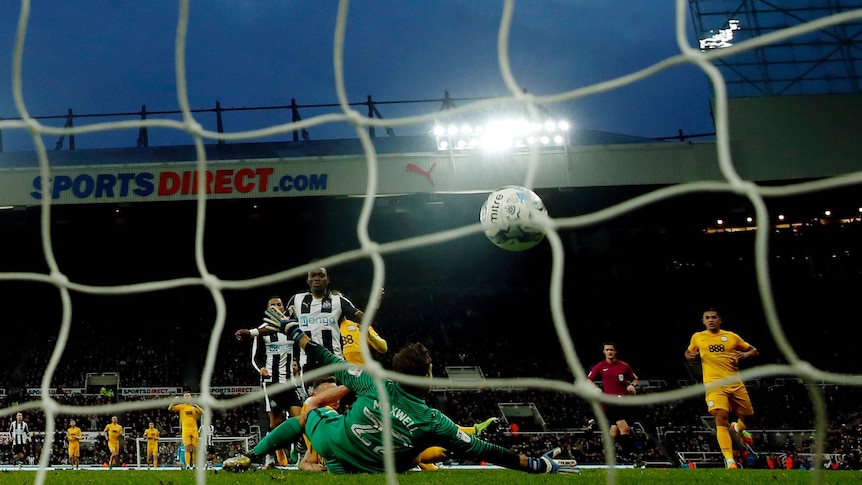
[479,185,548,251]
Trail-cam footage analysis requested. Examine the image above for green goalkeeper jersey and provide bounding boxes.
[305,344,517,473]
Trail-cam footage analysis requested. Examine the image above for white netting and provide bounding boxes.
[2,1,862,484]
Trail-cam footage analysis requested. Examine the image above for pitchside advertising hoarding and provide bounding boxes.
[0,155,491,206]
[0,141,784,208]
[30,166,324,200]
[20,386,255,396]
[0,146,705,206]
[6,158,365,206]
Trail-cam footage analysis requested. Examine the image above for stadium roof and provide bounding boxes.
[0,129,659,169]
[0,93,859,208]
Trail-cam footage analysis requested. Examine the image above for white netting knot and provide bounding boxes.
[49,271,69,286]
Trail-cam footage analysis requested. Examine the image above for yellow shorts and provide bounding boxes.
[68,442,80,457]
[705,383,754,416]
[108,441,120,455]
[182,430,199,448]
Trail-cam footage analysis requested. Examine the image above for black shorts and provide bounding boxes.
[603,403,632,425]
[264,385,303,415]
[11,443,27,455]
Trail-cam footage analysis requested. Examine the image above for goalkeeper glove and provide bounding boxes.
[263,307,303,342]
[526,447,579,474]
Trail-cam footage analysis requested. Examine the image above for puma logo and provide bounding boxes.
[406,162,437,186]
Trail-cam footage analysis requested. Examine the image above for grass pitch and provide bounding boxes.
[1,468,860,485]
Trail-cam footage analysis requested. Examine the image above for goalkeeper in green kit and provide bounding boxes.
[223,307,577,474]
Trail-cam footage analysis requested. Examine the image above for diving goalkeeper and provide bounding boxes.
[224,308,576,474]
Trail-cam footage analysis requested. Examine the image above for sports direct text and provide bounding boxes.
[30,166,328,201]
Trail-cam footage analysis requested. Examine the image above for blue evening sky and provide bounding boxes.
[1,1,717,152]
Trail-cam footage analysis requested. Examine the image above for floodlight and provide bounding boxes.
[433,115,570,151]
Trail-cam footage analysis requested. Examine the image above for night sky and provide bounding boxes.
[1,2,716,152]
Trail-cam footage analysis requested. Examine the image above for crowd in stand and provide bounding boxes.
[2,283,861,469]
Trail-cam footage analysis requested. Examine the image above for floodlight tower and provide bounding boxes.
[689,0,862,97]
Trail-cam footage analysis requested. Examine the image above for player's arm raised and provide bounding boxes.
[236,323,276,340]
[368,326,388,354]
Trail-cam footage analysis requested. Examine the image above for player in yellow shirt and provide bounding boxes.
[339,319,388,365]
[169,392,204,469]
[685,307,758,469]
[103,416,124,469]
[66,419,83,470]
[143,421,160,469]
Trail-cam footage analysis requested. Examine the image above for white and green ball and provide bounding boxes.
[479,185,548,251]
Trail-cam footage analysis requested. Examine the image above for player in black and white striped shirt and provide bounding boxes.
[286,266,364,361]
[197,423,216,468]
[235,267,366,368]
[250,296,304,467]
[234,271,366,466]
[8,412,30,466]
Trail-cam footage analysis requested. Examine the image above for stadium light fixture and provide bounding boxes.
[699,19,740,51]
[432,116,570,152]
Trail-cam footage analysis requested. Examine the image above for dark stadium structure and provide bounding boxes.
[2,0,862,465]
[1,115,861,468]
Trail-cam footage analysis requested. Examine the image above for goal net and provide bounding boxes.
[2,1,862,485]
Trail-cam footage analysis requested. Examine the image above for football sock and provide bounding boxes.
[276,448,288,466]
[254,417,303,457]
[717,425,734,460]
[617,433,633,458]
